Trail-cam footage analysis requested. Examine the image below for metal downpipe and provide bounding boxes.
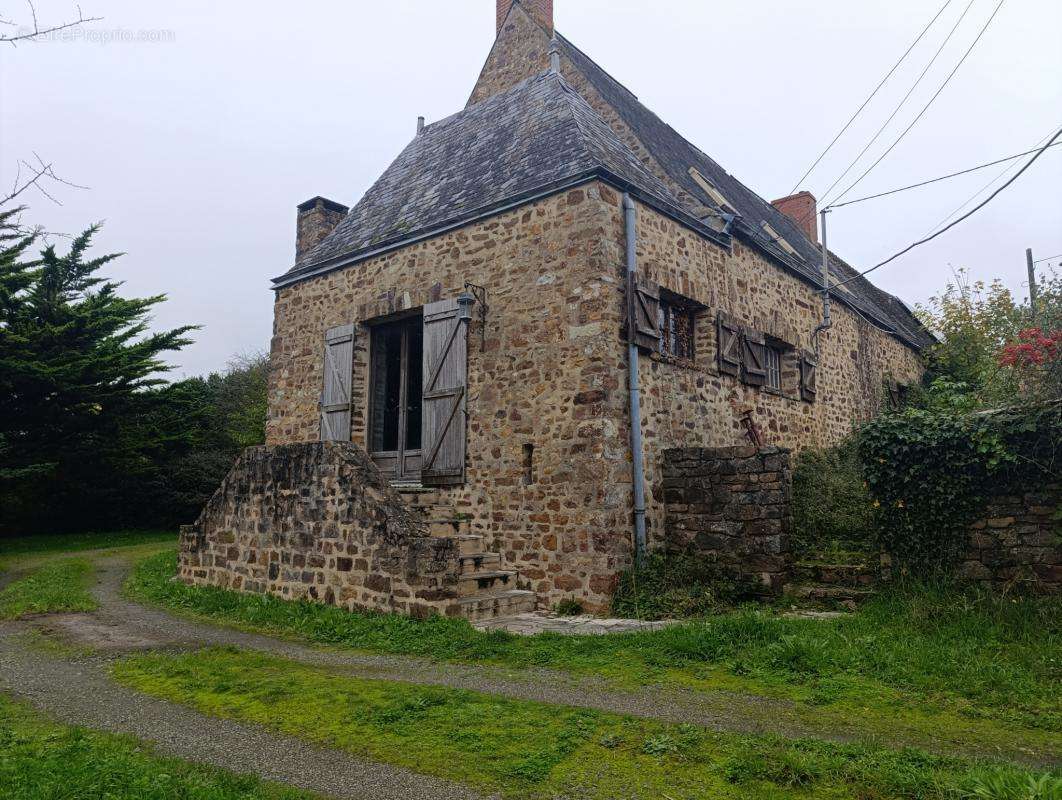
[623,193,647,565]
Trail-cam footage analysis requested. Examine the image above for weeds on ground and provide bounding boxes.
[0,694,311,799]
[0,559,97,619]
[611,551,758,620]
[112,647,1060,800]
[554,598,584,616]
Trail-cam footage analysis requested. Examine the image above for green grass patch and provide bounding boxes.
[112,647,1061,800]
[0,529,176,558]
[0,558,97,619]
[0,693,314,799]
[128,550,1061,741]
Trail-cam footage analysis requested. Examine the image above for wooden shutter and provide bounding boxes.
[741,328,767,387]
[320,324,355,442]
[628,276,661,352]
[421,299,468,486]
[800,351,818,402]
[716,311,741,377]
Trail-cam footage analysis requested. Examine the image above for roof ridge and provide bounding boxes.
[555,32,639,102]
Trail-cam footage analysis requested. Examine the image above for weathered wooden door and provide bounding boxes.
[320,324,355,442]
[421,299,468,486]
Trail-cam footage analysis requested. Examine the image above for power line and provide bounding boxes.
[827,140,1062,209]
[786,0,954,196]
[828,0,1008,207]
[922,126,1056,236]
[1034,253,1062,264]
[816,0,978,207]
[828,125,1062,292]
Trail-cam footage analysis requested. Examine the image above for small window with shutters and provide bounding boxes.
[657,298,696,361]
[765,345,782,390]
[320,324,355,442]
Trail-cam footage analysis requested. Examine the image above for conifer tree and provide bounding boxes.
[0,208,197,521]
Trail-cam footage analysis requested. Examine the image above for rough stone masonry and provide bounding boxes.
[178,443,464,617]
[661,446,792,594]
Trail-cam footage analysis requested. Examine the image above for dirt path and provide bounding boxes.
[3,554,1057,776]
[0,566,25,593]
[0,635,487,800]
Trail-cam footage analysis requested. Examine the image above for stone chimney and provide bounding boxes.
[296,196,348,260]
[770,191,818,244]
[497,0,553,35]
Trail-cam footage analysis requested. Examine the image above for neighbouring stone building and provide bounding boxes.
[181,1,931,616]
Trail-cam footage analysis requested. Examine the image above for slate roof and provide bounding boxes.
[556,35,932,348]
[277,26,930,349]
[278,72,708,286]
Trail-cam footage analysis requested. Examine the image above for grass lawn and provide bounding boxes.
[127,550,1062,746]
[0,693,315,799]
[112,647,1061,800]
[0,529,177,559]
[0,558,97,619]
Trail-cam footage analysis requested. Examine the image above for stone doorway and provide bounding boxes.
[369,314,423,482]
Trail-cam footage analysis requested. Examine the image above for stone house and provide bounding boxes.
[182,0,930,617]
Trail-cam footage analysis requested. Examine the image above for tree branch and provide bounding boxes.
[0,1,101,45]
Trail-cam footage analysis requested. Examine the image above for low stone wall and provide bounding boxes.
[958,486,1061,593]
[661,446,792,594]
[178,442,462,617]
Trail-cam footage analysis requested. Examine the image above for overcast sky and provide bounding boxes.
[3,0,1060,377]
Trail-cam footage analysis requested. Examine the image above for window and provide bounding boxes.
[761,222,801,258]
[657,299,696,361]
[765,345,782,390]
[688,167,732,211]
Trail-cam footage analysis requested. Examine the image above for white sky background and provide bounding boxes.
[2,0,1060,378]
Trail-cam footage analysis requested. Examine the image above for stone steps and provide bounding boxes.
[459,551,501,574]
[458,569,518,596]
[783,582,876,610]
[428,518,472,538]
[453,535,486,557]
[792,561,879,588]
[450,588,537,622]
[396,484,536,619]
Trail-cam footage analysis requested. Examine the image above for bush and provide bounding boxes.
[790,443,878,552]
[553,598,584,616]
[611,552,756,620]
[858,402,1061,572]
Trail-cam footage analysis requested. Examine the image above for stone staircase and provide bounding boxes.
[783,546,882,611]
[396,486,537,621]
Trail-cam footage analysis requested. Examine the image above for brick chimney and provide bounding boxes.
[296,196,348,260]
[770,191,818,244]
[497,0,553,35]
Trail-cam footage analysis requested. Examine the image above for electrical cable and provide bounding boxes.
[816,0,978,209]
[786,0,954,195]
[828,140,1062,208]
[828,125,1062,291]
[921,126,1056,237]
[827,0,1008,207]
[1033,253,1062,264]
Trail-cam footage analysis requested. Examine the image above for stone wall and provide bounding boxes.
[959,486,1061,593]
[178,442,464,617]
[267,186,635,611]
[605,197,924,548]
[661,446,792,593]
